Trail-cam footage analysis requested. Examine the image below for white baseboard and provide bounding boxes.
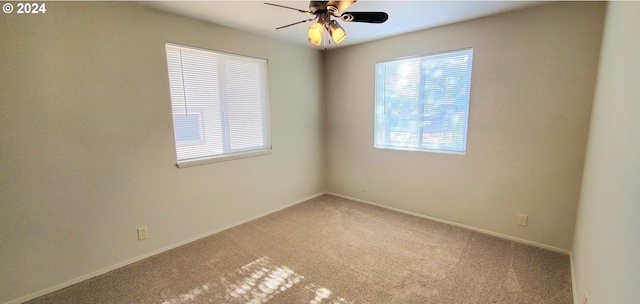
[9,191,574,304]
[327,192,572,255]
[570,252,578,304]
[5,192,326,304]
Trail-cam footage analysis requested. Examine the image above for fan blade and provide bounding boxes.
[276,18,315,30]
[264,2,313,15]
[340,11,388,23]
[326,0,357,14]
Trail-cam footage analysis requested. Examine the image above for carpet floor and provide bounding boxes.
[26,195,573,303]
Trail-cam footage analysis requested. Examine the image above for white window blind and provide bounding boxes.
[165,44,270,167]
[374,48,473,154]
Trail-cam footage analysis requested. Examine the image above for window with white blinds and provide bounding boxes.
[165,44,271,167]
[374,49,473,154]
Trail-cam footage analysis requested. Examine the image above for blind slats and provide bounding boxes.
[166,44,270,162]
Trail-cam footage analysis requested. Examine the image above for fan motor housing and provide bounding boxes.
[309,1,330,14]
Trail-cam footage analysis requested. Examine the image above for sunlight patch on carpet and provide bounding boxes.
[306,284,352,304]
[161,256,351,303]
[225,257,303,303]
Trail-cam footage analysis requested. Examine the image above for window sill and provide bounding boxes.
[176,149,272,168]
[374,144,465,155]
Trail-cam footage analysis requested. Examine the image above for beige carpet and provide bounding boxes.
[26,195,573,303]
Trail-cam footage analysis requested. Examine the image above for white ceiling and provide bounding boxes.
[139,1,548,49]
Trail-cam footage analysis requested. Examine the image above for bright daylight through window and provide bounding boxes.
[165,44,271,167]
[374,49,473,154]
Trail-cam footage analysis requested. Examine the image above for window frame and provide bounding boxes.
[165,43,272,168]
[374,48,473,155]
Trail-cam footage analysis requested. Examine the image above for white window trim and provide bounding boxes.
[374,48,473,155]
[165,43,272,168]
[176,149,272,168]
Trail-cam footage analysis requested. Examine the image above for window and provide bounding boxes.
[374,49,473,154]
[165,44,271,167]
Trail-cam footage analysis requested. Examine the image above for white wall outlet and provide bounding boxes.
[517,214,528,227]
[137,227,148,240]
[361,182,367,192]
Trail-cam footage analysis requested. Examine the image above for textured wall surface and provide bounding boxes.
[0,3,325,303]
[325,2,605,250]
[572,2,640,303]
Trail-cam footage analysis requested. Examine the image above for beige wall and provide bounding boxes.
[572,2,640,303]
[0,2,324,303]
[325,2,605,250]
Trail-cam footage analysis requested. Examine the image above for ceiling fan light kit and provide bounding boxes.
[265,0,388,48]
[327,20,347,44]
[308,22,324,45]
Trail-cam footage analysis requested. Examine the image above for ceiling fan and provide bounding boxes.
[264,1,389,47]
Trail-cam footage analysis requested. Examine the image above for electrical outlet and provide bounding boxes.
[361,182,367,192]
[137,227,148,240]
[517,214,528,227]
